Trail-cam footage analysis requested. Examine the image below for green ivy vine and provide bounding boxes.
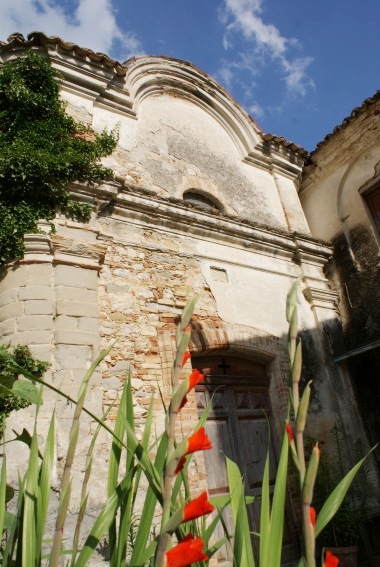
[0,344,49,437]
[0,51,117,265]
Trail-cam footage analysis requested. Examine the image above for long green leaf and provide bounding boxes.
[315,445,377,537]
[71,404,113,566]
[36,412,55,563]
[50,342,115,567]
[108,377,129,567]
[259,452,270,567]
[129,431,167,566]
[206,536,229,560]
[74,468,136,567]
[0,453,6,539]
[268,430,289,566]
[4,510,15,531]
[116,377,136,567]
[3,475,25,564]
[226,456,255,567]
[22,427,39,567]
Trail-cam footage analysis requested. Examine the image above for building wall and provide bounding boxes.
[0,36,369,560]
[300,99,380,527]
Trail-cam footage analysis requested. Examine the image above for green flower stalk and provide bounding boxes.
[155,296,212,567]
[302,445,320,567]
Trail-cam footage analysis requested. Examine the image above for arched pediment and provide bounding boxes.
[124,56,261,159]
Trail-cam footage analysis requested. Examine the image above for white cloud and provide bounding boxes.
[0,0,143,60]
[281,56,315,97]
[219,0,313,98]
[248,100,264,119]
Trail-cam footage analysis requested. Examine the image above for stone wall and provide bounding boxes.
[0,34,362,563]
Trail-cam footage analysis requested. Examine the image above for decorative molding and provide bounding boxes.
[72,183,333,270]
[22,234,53,263]
[51,234,107,270]
[303,285,340,311]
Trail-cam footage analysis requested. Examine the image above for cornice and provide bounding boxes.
[303,285,340,311]
[70,181,332,265]
[245,141,304,181]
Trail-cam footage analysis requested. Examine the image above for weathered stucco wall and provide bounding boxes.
[300,99,380,521]
[0,34,369,563]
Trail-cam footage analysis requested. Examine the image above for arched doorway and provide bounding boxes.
[193,354,298,565]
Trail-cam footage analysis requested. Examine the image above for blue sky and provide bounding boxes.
[1,0,379,151]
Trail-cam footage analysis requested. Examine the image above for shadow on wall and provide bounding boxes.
[187,318,380,565]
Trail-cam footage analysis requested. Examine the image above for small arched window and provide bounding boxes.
[183,190,220,212]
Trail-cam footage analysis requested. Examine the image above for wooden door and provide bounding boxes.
[193,355,298,565]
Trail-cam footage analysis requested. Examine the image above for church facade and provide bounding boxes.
[0,33,379,564]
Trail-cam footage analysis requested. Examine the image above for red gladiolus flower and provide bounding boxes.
[183,491,214,522]
[178,369,204,411]
[187,427,212,453]
[189,368,203,390]
[310,506,316,528]
[324,550,340,567]
[175,456,187,475]
[175,427,212,474]
[286,424,294,442]
[166,534,208,567]
[182,351,191,367]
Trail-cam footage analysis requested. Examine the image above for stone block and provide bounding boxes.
[16,315,54,332]
[24,300,54,316]
[56,300,99,318]
[55,265,98,290]
[0,302,24,322]
[55,330,99,346]
[0,318,16,336]
[28,344,53,362]
[11,330,52,345]
[78,317,99,332]
[0,265,27,292]
[0,289,18,309]
[27,264,53,286]
[56,287,97,303]
[100,377,122,390]
[18,287,54,301]
[55,344,91,369]
[56,315,78,331]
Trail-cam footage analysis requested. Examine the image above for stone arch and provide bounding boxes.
[183,189,223,212]
[335,143,380,265]
[188,321,289,440]
[337,143,380,231]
